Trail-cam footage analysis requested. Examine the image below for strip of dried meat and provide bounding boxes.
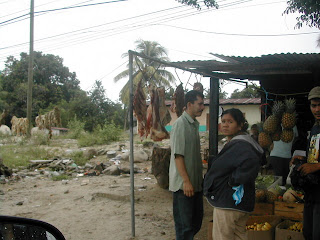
[175,84,185,117]
[133,80,147,138]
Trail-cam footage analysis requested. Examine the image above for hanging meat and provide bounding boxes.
[133,80,147,138]
[193,82,204,94]
[170,84,185,117]
[145,85,155,138]
[157,87,171,126]
[150,87,170,141]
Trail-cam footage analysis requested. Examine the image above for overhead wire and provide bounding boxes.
[155,24,320,37]
[0,0,128,26]
[0,0,255,59]
[0,4,188,51]
[0,0,307,64]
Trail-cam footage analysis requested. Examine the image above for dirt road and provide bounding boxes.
[1,160,212,240]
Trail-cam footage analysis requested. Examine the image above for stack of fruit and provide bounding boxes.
[255,189,278,203]
[258,98,296,148]
[287,222,303,232]
[246,222,272,231]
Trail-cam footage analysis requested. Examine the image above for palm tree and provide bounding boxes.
[114,39,175,105]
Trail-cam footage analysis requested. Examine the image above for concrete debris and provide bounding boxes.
[0,141,155,185]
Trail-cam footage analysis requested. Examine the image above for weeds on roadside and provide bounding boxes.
[31,132,50,145]
[70,151,88,166]
[77,121,123,147]
[66,116,85,139]
[51,174,71,181]
[0,145,55,168]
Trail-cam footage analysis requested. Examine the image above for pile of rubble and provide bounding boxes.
[0,142,153,184]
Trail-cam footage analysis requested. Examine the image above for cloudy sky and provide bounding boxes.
[1,0,319,101]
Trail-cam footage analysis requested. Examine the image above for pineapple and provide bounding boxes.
[265,191,277,203]
[280,129,294,143]
[282,98,296,129]
[263,101,284,133]
[258,132,272,148]
[271,127,282,141]
[255,189,267,203]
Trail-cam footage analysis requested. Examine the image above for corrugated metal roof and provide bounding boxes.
[173,53,320,80]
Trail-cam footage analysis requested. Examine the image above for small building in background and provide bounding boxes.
[51,127,69,136]
[165,98,261,132]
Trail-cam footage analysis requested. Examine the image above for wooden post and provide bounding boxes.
[151,146,171,189]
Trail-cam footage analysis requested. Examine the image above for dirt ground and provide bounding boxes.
[0,138,213,240]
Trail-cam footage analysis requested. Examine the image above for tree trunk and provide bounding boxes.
[151,146,171,189]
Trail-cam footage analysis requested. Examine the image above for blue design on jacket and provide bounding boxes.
[232,185,244,205]
[203,134,263,212]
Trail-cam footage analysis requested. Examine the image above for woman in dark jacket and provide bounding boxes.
[204,108,263,240]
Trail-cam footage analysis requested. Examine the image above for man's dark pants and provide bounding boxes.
[269,156,291,185]
[303,201,320,240]
[173,190,203,240]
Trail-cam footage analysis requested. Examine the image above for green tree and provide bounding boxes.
[114,39,176,105]
[175,0,218,10]
[1,52,81,118]
[284,0,320,29]
[230,84,261,99]
[0,52,125,131]
[86,80,125,131]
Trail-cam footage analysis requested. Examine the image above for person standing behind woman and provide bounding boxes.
[169,90,205,240]
[268,125,298,185]
[204,108,263,240]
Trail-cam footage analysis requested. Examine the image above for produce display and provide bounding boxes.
[254,175,304,203]
[258,98,297,148]
[287,222,303,232]
[255,175,278,189]
[246,222,272,231]
[255,189,278,203]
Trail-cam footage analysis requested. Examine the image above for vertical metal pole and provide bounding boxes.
[208,77,219,169]
[27,0,34,138]
[128,50,135,237]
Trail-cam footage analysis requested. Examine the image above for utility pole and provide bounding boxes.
[27,0,34,137]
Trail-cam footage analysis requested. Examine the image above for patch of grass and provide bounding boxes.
[31,133,50,145]
[77,132,97,147]
[51,174,71,181]
[70,151,88,166]
[141,139,154,148]
[0,145,55,168]
[77,122,123,147]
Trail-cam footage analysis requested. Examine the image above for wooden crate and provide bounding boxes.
[252,203,274,215]
[275,220,304,240]
[247,215,282,240]
[274,201,304,220]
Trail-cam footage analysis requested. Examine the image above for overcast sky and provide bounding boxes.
[1,0,319,101]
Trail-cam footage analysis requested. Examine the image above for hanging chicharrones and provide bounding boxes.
[133,79,147,138]
[170,84,185,117]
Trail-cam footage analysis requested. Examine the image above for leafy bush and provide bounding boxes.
[77,132,98,147]
[70,151,88,166]
[67,116,85,139]
[97,121,122,144]
[77,121,123,147]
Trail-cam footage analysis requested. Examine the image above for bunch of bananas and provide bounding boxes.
[287,222,303,232]
[246,222,272,231]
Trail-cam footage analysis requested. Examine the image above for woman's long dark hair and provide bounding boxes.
[221,108,248,132]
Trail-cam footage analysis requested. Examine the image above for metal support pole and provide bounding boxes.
[208,77,220,169]
[128,50,135,237]
[27,0,34,138]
